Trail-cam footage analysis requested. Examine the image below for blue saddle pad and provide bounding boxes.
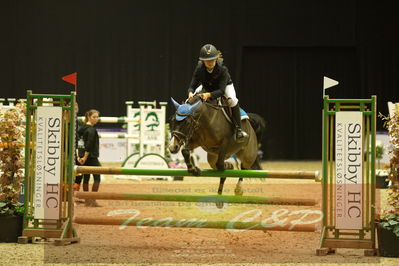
[240,108,249,120]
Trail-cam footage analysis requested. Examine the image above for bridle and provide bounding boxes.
[171,130,186,146]
[171,95,223,147]
[171,112,202,146]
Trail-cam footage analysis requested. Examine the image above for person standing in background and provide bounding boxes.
[77,109,101,207]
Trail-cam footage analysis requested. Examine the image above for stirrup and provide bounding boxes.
[235,128,248,143]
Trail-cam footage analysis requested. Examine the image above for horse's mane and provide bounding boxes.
[186,95,202,105]
[186,94,226,109]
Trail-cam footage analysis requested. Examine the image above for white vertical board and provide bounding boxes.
[34,106,62,219]
[335,111,363,229]
[139,103,166,157]
[126,102,141,156]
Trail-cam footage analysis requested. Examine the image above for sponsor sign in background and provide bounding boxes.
[34,106,62,219]
[140,107,165,156]
[335,111,363,229]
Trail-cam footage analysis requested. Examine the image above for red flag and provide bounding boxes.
[62,72,77,85]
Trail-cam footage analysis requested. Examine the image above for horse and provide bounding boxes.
[168,95,266,200]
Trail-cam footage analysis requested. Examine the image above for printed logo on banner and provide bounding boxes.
[145,112,160,131]
[34,106,62,220]
[335,111,363,230]
[142,110,164,142]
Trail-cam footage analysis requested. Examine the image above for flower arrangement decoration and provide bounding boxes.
[379,109,399,237]
[0,101,26,216]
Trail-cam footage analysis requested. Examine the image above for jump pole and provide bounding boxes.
[75,166,320,180]
[77,116,139,123]
[73,217,316,232]
[75,192,317,206]
[98,133,139,139]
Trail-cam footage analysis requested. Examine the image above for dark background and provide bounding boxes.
[1,0,398,160]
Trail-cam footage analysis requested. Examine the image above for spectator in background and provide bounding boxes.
[77,109,101,207]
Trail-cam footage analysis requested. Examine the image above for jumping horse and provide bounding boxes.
[168,95,265,200]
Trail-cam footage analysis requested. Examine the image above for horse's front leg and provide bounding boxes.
[182,147,201,176]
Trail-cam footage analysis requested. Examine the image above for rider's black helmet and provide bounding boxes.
[199,44,219,60]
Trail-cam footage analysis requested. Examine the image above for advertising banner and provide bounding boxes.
[34,106,62,219]
[335,111,363,229]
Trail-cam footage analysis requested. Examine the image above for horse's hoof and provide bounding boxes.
[194,167,202,176]
[215,201,224,209]
[234,188,243,196]
[189,167,201,176]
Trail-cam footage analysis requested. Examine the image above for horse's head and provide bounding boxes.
[168,97,201,154]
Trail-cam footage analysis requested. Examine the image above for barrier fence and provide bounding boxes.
[75,166,320,180]
[75,192,317,206]
[17,91,377,255]
[73,217,316,232]
[19,91,79,245]
[317,96,377,256]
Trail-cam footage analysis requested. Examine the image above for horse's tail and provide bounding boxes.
[247,113,266,170]
[247,113,266,145]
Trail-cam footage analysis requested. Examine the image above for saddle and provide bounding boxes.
[218,97,248,123]
[191,93,248,123]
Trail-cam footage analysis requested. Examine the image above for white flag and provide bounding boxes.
[323,76,339,89]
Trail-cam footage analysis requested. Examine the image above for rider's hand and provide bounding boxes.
[200,92,211,101]
[188,92,194,99]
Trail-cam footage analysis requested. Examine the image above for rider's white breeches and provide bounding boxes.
[194,83,239,107]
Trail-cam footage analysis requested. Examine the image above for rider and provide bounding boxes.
[187,44,248,142]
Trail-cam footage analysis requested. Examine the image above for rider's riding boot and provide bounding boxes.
[231,104,248,143]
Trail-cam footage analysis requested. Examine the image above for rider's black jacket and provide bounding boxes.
[187,61,233,99]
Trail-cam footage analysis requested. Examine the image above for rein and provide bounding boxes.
[187,94,230,109]
[203,100,228,110]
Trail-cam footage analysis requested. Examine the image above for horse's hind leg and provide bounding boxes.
[208,153,228,209]
[234,158,261,195]
[234,162,247,196]
[234,177,244,196]
[218,178,226,195]
[251,152,263,170]
[208,153,234,195]
[214,177,225,209]
[218,160,234,199]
